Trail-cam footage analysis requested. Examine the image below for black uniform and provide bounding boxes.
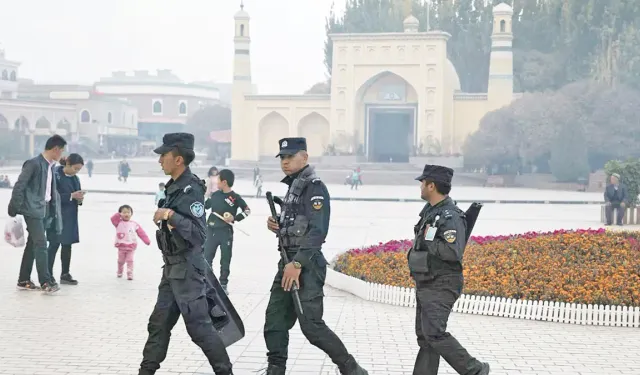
[203,190,250,286]
[408,165,489,375]
[139,133,233,375]
[263,137,367,375]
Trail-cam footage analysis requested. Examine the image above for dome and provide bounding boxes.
[403,15,419,32]
[493,3,513,15]
[403,14,419,26]
[234,2,249,19]
[445,59,461,91]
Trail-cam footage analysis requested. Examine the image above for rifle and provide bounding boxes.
[266,191,304,316]
[464,202,483,242]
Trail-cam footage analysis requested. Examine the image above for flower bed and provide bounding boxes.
[333,229,640,307]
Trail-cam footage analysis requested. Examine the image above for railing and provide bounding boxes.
[326,269,640,327]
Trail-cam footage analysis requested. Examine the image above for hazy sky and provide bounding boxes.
[0,0,345,94]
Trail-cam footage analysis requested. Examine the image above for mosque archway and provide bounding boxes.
[297,112,330,158]
[35,116,51,129]
[258,112,289,158]
[355,71,418,163]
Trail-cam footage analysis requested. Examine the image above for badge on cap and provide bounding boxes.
[443,229,457,243]
[281,140,288,148]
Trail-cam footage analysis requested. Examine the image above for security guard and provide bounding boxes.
[409,165,490,375]
[264,137,368,375]
[139,133,233,375]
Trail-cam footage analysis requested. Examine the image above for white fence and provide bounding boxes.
[326,269,640,327]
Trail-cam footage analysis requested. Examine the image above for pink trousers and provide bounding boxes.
[117,248,135,278]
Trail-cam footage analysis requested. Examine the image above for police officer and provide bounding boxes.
[409,164,490,375]
[264,137,368,375]
[139,133,233,375]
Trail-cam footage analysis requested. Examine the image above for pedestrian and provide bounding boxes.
[204,169,250,294]
[119,158,131,183]
[408,164,490,375]
[86,159,94,178]
[350,168,360,190]
[47,153,85,286]
[205,166,219,197]
[253,164,260,186]
[8,134,66,293]
[139,133,233,375]
[154,182,166,207]
[110,204,151,280]
[263,137,368,375]
[255,174,263,197]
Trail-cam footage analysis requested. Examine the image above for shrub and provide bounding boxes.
[333,229,640,306]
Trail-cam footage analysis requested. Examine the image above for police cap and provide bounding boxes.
[415,164,454,184]
[154,132,195,155]
[276,137,307,157]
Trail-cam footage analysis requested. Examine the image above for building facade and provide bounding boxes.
[231,3,516,163]
[94,70,222,145]
[0,47,78,157]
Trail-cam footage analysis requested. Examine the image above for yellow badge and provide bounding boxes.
[223,212,232,219]
[443,230,457,243]
[312,200,323,210]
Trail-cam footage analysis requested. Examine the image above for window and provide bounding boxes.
[178,100,188,116]
[240,24,245,36]
[107,112,113,124]
[152,99,163,115]
[9,71,16,81]
[1,70,6,80]
[500,20,506,32]
[80,110,91,123]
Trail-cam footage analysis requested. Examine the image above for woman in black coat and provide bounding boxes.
[47,153,85,285]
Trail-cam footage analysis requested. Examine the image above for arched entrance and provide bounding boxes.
[258,112,288,157]
[14,116,30,155]
[356,71,418,163]
[297,113,330,157]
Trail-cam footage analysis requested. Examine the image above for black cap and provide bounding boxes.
[154,133,195,155]
[276,137,307,157]
[415,164,454,184]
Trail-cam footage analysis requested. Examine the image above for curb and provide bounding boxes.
[82,189,604,205]
[325,269,640,327]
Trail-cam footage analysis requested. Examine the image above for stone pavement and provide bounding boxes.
[1,190,639,375]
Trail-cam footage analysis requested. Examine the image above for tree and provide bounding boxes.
[605,158,640,206]
[549,121,589,182]
[304,80,331,94]
[184,105,231,148]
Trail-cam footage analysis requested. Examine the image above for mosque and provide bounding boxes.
[230,3,515,163]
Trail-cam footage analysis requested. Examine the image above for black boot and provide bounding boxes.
[340,356,369,375]
[264,364,286,375]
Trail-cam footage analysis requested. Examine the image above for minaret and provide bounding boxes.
[231,1,253,161]
[487,2,514,111]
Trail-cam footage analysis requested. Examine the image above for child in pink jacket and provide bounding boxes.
[110,204,151,280]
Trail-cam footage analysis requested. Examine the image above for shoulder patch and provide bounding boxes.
[184,185,192,193]
[311,195,324,210]
[311,178,322,184]
[443,229,457,243]
[190,202,205,217]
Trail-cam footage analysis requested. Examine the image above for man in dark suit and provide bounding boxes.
[604,173,629,226]
[8,134,66,293]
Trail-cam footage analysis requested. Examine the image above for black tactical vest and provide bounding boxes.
[278,167,317,249]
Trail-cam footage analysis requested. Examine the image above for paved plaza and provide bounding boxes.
[0,184,639,375]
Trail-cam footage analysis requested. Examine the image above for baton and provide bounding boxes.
[212,212,250,236]
[266,191,304,316]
